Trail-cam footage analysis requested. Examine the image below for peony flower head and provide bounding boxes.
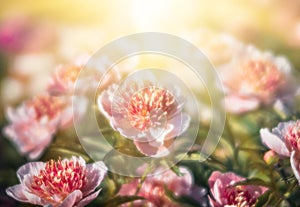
[6,156,107,207]
[3,95,65,159]
[118,166,207,207]
[47,62,83,96]
[0,15,55,54]
[208,171,267,207]
[260,120,300,157]
[260,120,300,183]
[220,45,294,113]
[48,55,121,97]
[97,75,190,157]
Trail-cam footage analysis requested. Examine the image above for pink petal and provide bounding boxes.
[134,140,165,156]
[166,113,190,139]
[260,128,290,156]
[16,162,45,181]
[118,179,139,196]
[225,94,259,114]
[76,189,101,207]
[97,84,117,119]
[82,161,107,196]
[22,189,45,205]
[290,151,300,183]
[6,185,28,203]
[58,190,82,207]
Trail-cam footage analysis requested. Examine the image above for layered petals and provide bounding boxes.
[6,157,107,207]
[208,171,267,207]
[97,75,190,157]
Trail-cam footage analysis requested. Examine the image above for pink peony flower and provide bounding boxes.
[47,63,82,96]
[260,120,300,157]
[220,45,294,114]
[97,78,190,157]
[260,120,300,182]
[208,171,267,207]
[47,55,120,96]
[6,156,107,207]
[0,15,55,54]
[3,95,66,159]
[118,166,207,207]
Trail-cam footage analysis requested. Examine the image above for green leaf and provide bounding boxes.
[255,190,271,207]
[170,165,184,177]
[234,178,270,187]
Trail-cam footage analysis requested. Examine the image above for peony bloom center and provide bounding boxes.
[285,121,300,152]
[28,96,63,120]
[225,186,257,207]
[31,159,87,205]
[127,87,177,131]
[242,60,285,96]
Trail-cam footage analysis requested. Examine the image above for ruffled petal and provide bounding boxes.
[260,128,290,156]
[82,161,107,196]
[58,190,82,207]
[76,190,101,207]
[291,151,300,183]
[16,162,45,181]
[6,185,28,202]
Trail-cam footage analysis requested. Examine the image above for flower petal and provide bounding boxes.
[225,94,259,114]
[260,128,290,156]
[76,189,101,207]
[291,151,300,183]
[58,190,82,207]
[82,161,107,196]
[16,162,45,181]
[6,185,28,203]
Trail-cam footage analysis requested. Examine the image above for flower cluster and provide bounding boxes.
[2,15,300,207]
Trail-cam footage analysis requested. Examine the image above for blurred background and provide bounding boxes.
[0,0,299,206]
[0,0,299,108]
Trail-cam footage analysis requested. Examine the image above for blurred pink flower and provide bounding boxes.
[220,45,294,114]
[119,166,206,206]
[47,64,82,96]
[97,79,190,157]
[260,120,300,157]
[6,156,107,207]
[208,171,267,207]
[0,15,55,54]
[47,54,90,96]
[260,120,300,182]
[48,55,120,96]
[3,95,66,159]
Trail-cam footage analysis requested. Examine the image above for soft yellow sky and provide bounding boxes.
[0,0,299,53]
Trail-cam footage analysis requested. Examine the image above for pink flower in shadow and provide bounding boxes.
[208,171,267,207]
[260,120,300,183]
[219,45,294,114]
[97,77,190,157]
[2,95,75,159]
[6,156,107,207]
[118,166,206,206]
